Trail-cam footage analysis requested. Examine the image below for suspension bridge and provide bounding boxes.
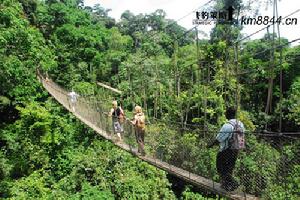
[34,2,300,199]
[38,71,261,200]
[35,21,300,200]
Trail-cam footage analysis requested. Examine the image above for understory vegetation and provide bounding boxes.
[0,0,299,199]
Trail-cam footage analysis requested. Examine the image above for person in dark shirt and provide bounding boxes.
[109,100,124,142]
[208,107,245,191]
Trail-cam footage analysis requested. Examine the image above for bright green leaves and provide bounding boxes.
[0,0,29,28]
[1,0,299,199]
[0,96,11,111]
[0,0,55,103]
[107,27,133,51]
[50,23,107,86]
[1,102,69,177]
[73,81,95,96]
[8,170,51,199]
[282,77,300,125]
[1,98,177,199]
[181,187,223,200]
[47,140,175,200]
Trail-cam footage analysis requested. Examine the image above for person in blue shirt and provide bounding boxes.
[208,107,245,191]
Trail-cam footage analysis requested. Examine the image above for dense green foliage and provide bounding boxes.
[0,0,177,199]
[0,0,299,199]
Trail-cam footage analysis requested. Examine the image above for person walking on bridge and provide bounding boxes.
[109,100,124,142]
[208,107,245,191]
[131,106,146,156]
[68,89,79,112]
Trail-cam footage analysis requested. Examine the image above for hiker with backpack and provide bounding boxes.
[130,106,146,156]
[207,107,245,191]
[109,100,125,142]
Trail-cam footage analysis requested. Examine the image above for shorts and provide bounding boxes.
[113,121,123,133]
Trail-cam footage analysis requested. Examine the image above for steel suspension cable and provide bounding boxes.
[275,0,284,133]
[233,37,300,76]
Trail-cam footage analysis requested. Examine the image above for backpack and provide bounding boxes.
[135,114,145,130]
[228,121,245,150]
[119,107,125,123]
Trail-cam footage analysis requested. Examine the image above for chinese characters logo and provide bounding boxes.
[193,6,235,25]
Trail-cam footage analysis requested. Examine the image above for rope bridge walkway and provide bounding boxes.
[38,73,288,200]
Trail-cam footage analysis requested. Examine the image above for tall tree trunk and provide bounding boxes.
[128,64,134,109]
[265,26,275,115]
[154,57,159,118]
[154,91,158,118]
[265,78,273,114]
[143,86,147,113]
[172,41,179,96]
[159,84,162,117]
[177,75,181,96]
[142,63,148,115]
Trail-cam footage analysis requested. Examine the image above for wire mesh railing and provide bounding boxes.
[38,73,299,200]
